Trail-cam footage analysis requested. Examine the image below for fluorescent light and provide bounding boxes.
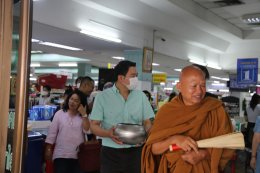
[160,82,165,86]
[80,29,121,43]
[39,42,82,51]
[112,56,125,60]
[219,89,229,92]
[207,64,222,70]
[174,69,182,72]
[164,87,173,90]
[208,89,217,92]
[30,74,33,77]
[213,81,220,84]
[189,59,207,66]
[212,83,225,86]
[31,50,43,54]
[31,39,40,42]
[58,63,78,67]
[30,77,37,81]
[211,76,229,81]
[152,70,165,74]
[221,78,229,81]
[211,76,221,80]
[152,63,160,66]
[30,63,41,67]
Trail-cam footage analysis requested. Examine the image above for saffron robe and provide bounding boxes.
[142,95,234,173]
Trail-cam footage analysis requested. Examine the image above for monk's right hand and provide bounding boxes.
[108,126,123,145]
[172,135,198,153]
[181,149,210,165]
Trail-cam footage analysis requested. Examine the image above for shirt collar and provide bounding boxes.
[112,84,120,94]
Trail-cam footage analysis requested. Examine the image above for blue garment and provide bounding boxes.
[90,85,154,148]
[253,116,260,173]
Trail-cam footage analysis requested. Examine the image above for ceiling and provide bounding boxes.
[30,0,260,81]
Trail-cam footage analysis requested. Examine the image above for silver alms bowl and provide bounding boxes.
[114,123,147,145]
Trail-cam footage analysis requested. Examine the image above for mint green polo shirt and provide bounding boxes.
[90,85,154,148]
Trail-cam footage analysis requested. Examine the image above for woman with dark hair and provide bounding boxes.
[44,90,90,173]
[246,93,260,148]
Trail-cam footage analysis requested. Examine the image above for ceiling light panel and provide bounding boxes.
[39,42,82,51]
[152,63,160,66]
[80,29,121,43]
[30,63,41,67]
[58,63,78,67]
[112,56,125,60]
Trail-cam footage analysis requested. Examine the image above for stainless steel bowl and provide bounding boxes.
[114,123,146,145]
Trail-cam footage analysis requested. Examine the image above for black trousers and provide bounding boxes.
[246,122,255,148]
[54,158,82,173]
[100,146,142,173]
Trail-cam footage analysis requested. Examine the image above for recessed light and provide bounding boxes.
[242,13,260,24]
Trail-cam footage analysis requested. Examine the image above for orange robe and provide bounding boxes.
[142,95,234,173]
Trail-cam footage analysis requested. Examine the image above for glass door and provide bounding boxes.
[0,0,32,172]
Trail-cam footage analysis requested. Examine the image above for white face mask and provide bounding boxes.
[41,91,48,96]
[126,77,139,90]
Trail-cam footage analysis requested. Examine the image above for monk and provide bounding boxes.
[142,65,234,173]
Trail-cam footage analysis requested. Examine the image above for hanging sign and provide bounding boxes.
[153,73,167,83]
[237,58,258,85]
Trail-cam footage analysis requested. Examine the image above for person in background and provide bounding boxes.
[75,76,83,89]
[30,83,40,96]
[142,65,234,173]
[250,116,260,172]
[103,82,113,90]
[51,86,74,122]
[61,86,73,107]
[246,93,260,148]
[44,90,90,173]
[192,64,218,99]
[143,90,154,109]
[77,76,95,114]
[90,60,154,173]
[77,76,95,141]
[38,85,53,105]
[168,92,177,102]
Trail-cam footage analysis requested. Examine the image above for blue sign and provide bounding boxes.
[237,58,258,84]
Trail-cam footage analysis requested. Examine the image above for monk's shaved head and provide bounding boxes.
[179,65,205,82]
[177,65,206,105]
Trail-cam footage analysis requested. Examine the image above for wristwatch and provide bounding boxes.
[82,114,88,118]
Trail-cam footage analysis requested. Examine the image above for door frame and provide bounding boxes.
[0,0,13,171]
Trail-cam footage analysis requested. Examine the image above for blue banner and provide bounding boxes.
[237,58,258,84]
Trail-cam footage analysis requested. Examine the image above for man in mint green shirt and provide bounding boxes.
[90,60,154,173]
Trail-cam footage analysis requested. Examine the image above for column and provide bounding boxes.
[78,63,92,77]
[124,49,152,91]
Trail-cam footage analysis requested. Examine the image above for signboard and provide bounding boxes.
[38,74,67,89]
[237,58,258,84]
[152,73,167,83]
